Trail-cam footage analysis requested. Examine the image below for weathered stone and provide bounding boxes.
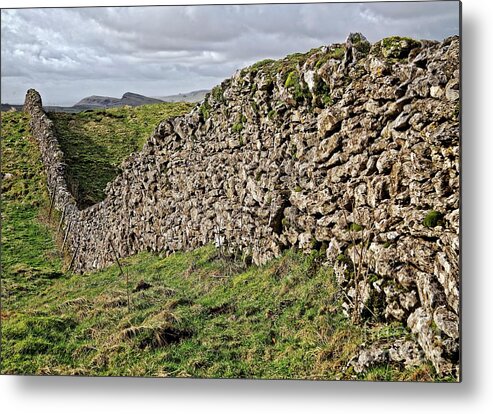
[317,107,347,137]
[389,339,424,367]
[430,85,444,99]
[351,345,388,373]
[445,79,460,102]
[433,305,459,339]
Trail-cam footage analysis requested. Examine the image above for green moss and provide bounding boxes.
[380,36,420,59]
[322,94,333,106]
[309,240,328,253]
[315,46,345,69]
[284,71,298,88]
[232,113,246,133]
[249,58,276,71]
[246,47,320,84]
[423,210,444,228]
[284,71,311,103]
[267,109,278,119]
[232,122,243,133]
[199,100,211,121]
[211,86,224,102]
[330,47,345,60]
[348,223,363,232]
[335,254,354,270]
[310,76,334,108]
[351,34,370,55]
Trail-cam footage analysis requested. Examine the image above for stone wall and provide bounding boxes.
[24,34,460,376]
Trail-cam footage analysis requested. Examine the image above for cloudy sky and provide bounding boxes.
[1,1,460,106]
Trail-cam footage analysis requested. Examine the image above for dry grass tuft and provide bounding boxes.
[117,309,190,349]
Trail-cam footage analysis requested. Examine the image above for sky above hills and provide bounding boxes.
[1,1,460,106]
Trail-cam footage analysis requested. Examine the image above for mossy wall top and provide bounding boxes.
[24,34,460,376]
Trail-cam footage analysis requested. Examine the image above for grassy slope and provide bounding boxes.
[1,108,443,380]
[49,103,194,207]
[1,112,63,311]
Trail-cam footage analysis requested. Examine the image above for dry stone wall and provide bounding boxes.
[25,34,460,376]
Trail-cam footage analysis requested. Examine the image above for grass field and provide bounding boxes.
[1,107,446,380]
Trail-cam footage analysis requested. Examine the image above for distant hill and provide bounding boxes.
[155,89,209,103]
[73,92,164,109]
[1,90,209,113]
[1,103,23,112]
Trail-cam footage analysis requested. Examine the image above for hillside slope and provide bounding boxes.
[73,92,164,109]
[155,89,209,103]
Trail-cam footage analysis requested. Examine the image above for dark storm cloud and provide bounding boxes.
[1,2,459,106]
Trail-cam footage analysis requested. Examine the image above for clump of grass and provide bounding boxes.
[315,46,345,69]
[348,223,364,232]
[284,71,298,89]
[199,99,211,122]
[249,58,276,72]
[211,86,224,103]
[232,113,247,133]
[232,122,243,133]
[284,70,311,103]
[340,204,378,324]
[380,36,420,59]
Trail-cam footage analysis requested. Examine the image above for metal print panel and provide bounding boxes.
[0,1,461,381]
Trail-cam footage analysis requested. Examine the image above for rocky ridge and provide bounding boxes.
[24,33,460,377]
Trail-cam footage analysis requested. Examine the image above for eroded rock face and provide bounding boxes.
[24,33,460,377]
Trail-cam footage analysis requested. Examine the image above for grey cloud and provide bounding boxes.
[1,2,459,106]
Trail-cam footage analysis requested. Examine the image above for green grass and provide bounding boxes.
[377,36,421,61]
[3,239,435,380]
[49,102,193,208]
[1,111,64,312]
[315,46,345,69]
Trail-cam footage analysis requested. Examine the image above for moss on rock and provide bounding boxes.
[380,36,421,59]
[423,210,444,228]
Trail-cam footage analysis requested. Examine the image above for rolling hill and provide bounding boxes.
[73,92,164,109]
